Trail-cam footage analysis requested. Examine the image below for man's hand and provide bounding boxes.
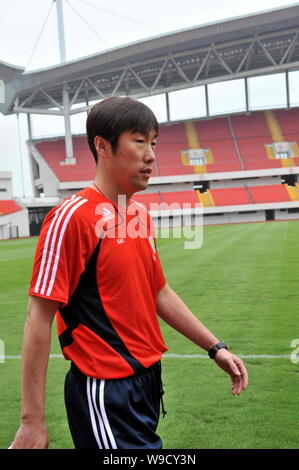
[214,348,248,395]
[10,422,49,449]
[10,296,59,449]
[156,284,249,395]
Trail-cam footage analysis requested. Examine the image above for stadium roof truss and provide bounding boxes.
[1,3,299,162]
[7,26,299,116]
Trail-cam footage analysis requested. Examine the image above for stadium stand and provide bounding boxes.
[0,173,29,239]
[286,184,299,201]
[29,109,299,226]
[36,138,95,182]
[230,112,282,171]
[198,190,215,207]
[155,123,195,176]
[133,191,200,209]
[275,108,299,168]
[209,187,252,206]
[0,199,29,240]
[162,190,200,207]
[248,184,292,204]
[33,110,299,182]
[194,117,243,173]
[36,136,160,182]
[132,192,162,210]
[2,4,299,231]
[0,200,22,215]
[135,185,296,208]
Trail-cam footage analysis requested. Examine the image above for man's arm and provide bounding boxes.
[10,295,60,449]
[156,283,248,395]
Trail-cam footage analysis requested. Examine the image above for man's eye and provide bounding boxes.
[136,139,144,144]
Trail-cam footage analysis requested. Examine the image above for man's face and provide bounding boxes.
[107,129,157,194]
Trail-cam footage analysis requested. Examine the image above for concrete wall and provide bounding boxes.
[150,207,266,229]
[203,211,266,225]
[38,162,60,197]
[0,171,13,199]
[10,209,30,237]
[275,209,299,220]
[30,144,60,197]
[140,182,194,194]
[210,176,282,189]
[151,208,299,228]
[59,189,76,200]
[0,209,29,240]
[0,172,30,239]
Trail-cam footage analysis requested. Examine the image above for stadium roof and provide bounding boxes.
[0,60,24,82]
[1,3,299,116]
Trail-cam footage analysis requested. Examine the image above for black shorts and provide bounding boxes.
[64,361,164,449]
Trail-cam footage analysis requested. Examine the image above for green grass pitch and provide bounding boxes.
[0,220,298,449]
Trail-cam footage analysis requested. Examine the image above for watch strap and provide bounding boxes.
[208,341,228,359]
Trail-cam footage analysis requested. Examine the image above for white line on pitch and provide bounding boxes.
[3,354,63,359]
[164,353,291,359]
[2,353,291,360]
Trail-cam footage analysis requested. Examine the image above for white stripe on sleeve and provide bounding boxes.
[45,197,87,296]
[34,196,77,294]
[40,196,85,295]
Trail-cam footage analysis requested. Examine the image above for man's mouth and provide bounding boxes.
[140,168,152,176]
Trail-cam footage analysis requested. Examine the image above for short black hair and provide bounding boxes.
[86,96,159,163]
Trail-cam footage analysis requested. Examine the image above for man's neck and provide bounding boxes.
[91,178,132,208]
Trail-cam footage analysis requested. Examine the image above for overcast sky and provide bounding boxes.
[0,0,298,196]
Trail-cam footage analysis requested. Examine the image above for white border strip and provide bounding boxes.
[86,376,102,449]
[99,380,117,449]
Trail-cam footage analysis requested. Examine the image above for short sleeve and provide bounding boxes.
[155,249,166,291]
[145,210,166,292]
[29,197,88,306]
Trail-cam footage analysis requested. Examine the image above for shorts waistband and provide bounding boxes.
[70,360,160,380]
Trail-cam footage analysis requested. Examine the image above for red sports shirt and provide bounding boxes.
[29,187,168,379]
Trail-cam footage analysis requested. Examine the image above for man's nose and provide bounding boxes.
[144,145,156,162]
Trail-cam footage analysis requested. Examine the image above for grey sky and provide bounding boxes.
[0,0,297,196]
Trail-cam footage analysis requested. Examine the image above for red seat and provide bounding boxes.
[33,109,299,184]
[210,187,252,206]
[131,192,161,211]
[248,184,291,203]
[194,117,242,173]
[156,123,195,176]
[36,137,96,182]
[161,191,200,207]
[0,200,22,215]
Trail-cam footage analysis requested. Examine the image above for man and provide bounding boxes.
[11,96,248,449]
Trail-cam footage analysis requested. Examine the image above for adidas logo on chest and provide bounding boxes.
[103,207,115,222]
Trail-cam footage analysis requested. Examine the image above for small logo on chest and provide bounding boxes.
[103,207,115,222]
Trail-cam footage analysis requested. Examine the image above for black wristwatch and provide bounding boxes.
[208,341,229,359]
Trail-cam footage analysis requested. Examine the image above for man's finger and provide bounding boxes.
[232,358,249,389]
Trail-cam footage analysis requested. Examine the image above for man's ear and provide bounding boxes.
[94,136,109,159]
